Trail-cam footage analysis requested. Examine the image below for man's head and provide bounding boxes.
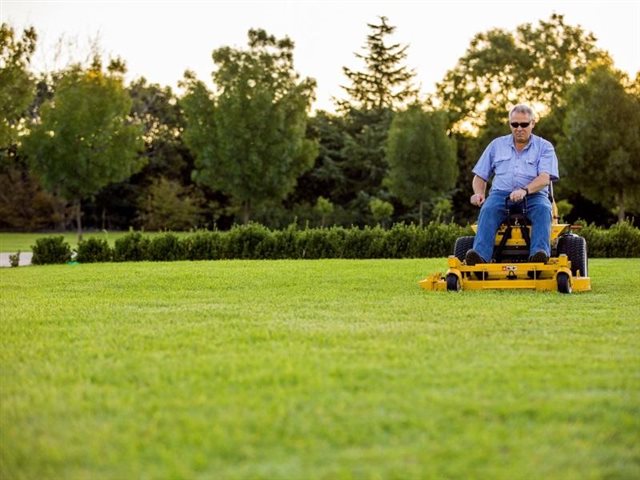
[509,104,535,146]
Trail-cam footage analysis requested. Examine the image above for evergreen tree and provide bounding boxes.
[338,16,417,111]
[335,17,418,224]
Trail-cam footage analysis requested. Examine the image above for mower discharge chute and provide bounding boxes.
[420,192,591,294]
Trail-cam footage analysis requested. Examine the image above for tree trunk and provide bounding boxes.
[419,201,424,228]
[75,199,83,243]
[617,190,626,222]
[242,201,251,224]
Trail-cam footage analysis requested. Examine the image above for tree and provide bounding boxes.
[0,24,66,230]
[436,14,610,132]
[314,196,334,227]
[385,106,457,226]
[334,17,418,224]
[338,16,417,111]
[557,66,640,221]
[0,23,37,156]
[369,197,393,227]
[0,166,65,230]
[290,112,348,206]
[181,29,317,224]
[22,57,145,240]
[87,78,196,230]
[137,177,203,231]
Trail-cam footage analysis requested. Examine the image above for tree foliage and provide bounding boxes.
[137,177,203,231]
[86,78,195,230]
[436,14,610,131]
[182,29,317,223]
[338,16,417,111]
[330,17,419,223]
[557,66,640,221]
[0,23,37,156]
[22,57,145,237]
[386,106,457,225]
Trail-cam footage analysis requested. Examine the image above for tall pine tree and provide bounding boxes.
[334,16,418,224]
[338,16,418,111]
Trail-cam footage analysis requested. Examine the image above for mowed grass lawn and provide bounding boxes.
[1,258,639,479]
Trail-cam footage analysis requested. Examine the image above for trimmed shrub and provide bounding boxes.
[113,231,150,262]
[419,222,474,258]
[77,238,113,263]
[268,225,300,259]
[148,233,184,261]
[608,221,640,257]
[384,223,416,258]
[224,223,273,259]
[298,227,346,259]
[343,226,386,258]
[580,221,640,258]
[31,236,72,265]
[182,231,225,260]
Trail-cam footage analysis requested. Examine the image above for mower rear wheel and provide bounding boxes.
[446,273,461,292]
[453,236,475,262]
[558,234,588,277]
[557,272,572,294]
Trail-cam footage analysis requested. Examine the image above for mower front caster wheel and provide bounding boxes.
[446,274,461,292]
[557,272,572,294]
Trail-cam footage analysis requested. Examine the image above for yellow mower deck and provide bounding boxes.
[420,255,591,293]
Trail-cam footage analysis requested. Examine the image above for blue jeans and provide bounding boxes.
[472,190,552,262]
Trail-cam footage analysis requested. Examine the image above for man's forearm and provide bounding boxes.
[524,173,551,194]
[472,175,487,195]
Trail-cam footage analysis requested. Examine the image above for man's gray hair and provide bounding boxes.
[509,104,536,121]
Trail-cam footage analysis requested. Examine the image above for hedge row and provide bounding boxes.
[30,221,640,265]
[578,221,640,258]
[32,223,472,264]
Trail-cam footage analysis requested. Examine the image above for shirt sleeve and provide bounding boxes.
[538,139,559,181]
[472,140,495,181]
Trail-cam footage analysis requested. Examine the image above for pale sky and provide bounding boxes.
[2,0,639,112]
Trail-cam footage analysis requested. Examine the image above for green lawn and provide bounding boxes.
[1,258,638,479]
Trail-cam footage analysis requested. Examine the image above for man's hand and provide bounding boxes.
[470,193,485,207]
[509,188,527,202]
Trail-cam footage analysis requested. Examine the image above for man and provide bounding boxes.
[465,104,559,265]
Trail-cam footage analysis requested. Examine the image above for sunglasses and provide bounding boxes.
[510,122,531,128]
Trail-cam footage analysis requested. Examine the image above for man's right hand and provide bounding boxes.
[470,193,485,207]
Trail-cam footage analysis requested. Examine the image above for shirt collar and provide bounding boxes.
[511,133,536,152]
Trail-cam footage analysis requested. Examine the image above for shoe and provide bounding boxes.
[529,251,549,263]
[465,249,485,266]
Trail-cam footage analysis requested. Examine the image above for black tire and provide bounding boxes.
[527,270,541,280]
[453,236,475,262]
[557,272,572,294]
[446,273,461,292]
[558,234,588,277]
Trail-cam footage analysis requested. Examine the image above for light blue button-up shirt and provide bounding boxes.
[472,133,559,193]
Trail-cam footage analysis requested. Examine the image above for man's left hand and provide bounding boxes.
[509,188,527,202]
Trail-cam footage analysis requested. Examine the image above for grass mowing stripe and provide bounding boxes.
[1,259,639,479]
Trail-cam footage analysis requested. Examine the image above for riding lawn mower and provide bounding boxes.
[419,188,591,294]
